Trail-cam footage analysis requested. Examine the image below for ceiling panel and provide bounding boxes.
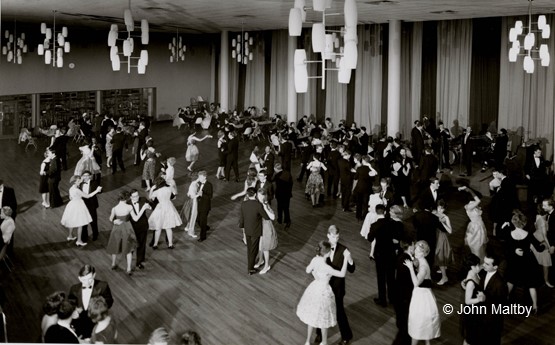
[1,0,555,33]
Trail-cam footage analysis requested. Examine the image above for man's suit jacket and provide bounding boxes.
[546,211,555,248]
[419,154,438,182]
[413,210,444,247]
[80,180,100,210]
[327,243,356,297]
[525,156,549,181]
[228,136,239,159]
[490,177,519,223]
[256,180,275,202]
[367,217,398,259]
[354,165,372,194]
[327,150,341,175]
[338,158,353,185]
[197,182,213,214]
[279,141,293,171]
[478,270,508,341]
[262,152,275,177]
[395,252,414,304]
[129,197,149,231]
[417,187,438,211]
[0,186,17,219]
[49,135,69,156]
[110,132,126,150]
[239,199,269,237]
[274,171,293,200]
[68,279,114,310]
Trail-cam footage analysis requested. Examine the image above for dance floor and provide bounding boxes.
[1,123,554,344]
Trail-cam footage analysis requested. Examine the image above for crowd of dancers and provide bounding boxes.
[6,107,553,344]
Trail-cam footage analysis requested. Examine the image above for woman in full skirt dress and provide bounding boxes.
[305,153,327,207]
[297,241,351,345]
[164,157,178,196]
[74,145,101,177]
[106,191,149,275]
[60,175,102,246]
[433,200,454,285]
[254,189,277,275]
[148,178,183,249]
[532,205,554,287]
[461,186,488,262]
[404,240,441,344]
[360,185,384,259]
[180,175,200,239]
[185,131,212,172]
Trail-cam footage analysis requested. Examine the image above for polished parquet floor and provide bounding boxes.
[1,123,554,344]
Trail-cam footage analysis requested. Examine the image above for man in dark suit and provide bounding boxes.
[358,126,369,155]
[353,155,377,221]
[239,188,274,275]
[461,126,474,176]
[129,189,151,269]
[49,128,70,171]
[411,120,425,167]
[327,141,341,198]
[110,127,126,174]
[278,137,293,172]
[338,150,354,212]
[196,171,213,242]
[418,146,438,190]
[68,264,114,340]
[393,238,415,345]
[225,131,240,182]
[416,176,440,211]
[525,146,550,205]
[46,149,63,208]
[297,142,313,183]
[80,171,101,243]
[256,170,274,205]
[134,121,148,166]
[273,163,293,228]
[493,128,508,169]
[478,253,508,345]
[315,225,355,345]
[412,198,445,268]
[367,205,400,307]
[490,167,519,239]
[542,198,555,284]
[261,146,275,179]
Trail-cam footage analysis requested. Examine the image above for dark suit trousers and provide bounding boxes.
[341,183,352,210]
[355,191,370,220]
[375,255,396,304]
[327,172,339,197]
[298,163,308,181]
[225,157,239,180]
[246,235,260,271]
[316,292,353,342]
[48,179,63,207]
[276,197,291,224]
[81,207,98,242]
[393,300,411,345]
[134,227,148,265]
[72,310,95,339]
[112,148,125,173]
[197,209,209,240]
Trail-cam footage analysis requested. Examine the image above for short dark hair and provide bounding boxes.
[316,240,332,256]
[375,204,386,215]
[485,249,501,267]
[57,300,76,320]
[78,264,96,277]
[493,166,507,176]
[246,187,257,197]
[43,291,66,316]
[463,253,481,272]
[180,330,201,345]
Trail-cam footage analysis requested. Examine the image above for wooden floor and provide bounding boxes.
[1,124,554,345]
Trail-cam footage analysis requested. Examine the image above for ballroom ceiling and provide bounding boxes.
[1,0,555,33]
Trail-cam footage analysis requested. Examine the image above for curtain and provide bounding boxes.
[436,19,473,132]
[399,22,422,141]
[297,29,319,121]
[420,21,437,124]
[269,30,289,117]
[325,65,348,126]
[353,24,384,136]
[498,15,555,158]
[469,18,501,134]
[244,35,265,110]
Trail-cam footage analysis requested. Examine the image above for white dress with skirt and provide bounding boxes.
[408,278,441,340]
[148,186,183,230]
[60,185,92,228]
[296,256,337,329]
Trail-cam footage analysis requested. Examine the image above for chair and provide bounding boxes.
[0,244,13,272]
[25,137,38,152]
[242,127,253,141]
[73,129,85,144]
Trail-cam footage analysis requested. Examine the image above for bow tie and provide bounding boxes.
[82,286,92,290]
[331,247,336,251]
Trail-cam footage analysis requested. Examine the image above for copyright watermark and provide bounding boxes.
[442,304,533,317]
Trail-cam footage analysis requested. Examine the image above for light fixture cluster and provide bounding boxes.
[1,24,28,64]
[37,11,70,68]
[108,4,149,74]
[169,30,186,63]
[508,0,550,73]
[289,0,358,92]
[231,25,254,64]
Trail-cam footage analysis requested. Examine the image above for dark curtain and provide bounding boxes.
[469,17,501,134]
[381,23,389,130]
[264,31,272,109]
[420,21,437,119]
[237,63,246,112]
[346,69,356,125]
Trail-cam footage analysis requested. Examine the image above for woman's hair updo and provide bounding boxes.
[316,240,332,256]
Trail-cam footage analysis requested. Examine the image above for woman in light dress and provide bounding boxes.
[181,173,201,239]
[297,241,350,345]
[185,130,213,172]
[360,184,385,259]
[107,191,149,275]
[149,177,183,249]
[105,127,115,168]
[254,189,277,275]
[460,186,488,261]
[433,200,453,285]
[403,240,441,345]
[531,204,553,287]
[60,175,102,246]
[163,157,178,195]
[74,145,101,177]
[305,152,327,207]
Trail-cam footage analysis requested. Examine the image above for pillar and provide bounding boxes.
[219,30,230,113]
[387,20,401,137]
[287,35,297,123]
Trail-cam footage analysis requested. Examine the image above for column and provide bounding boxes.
[387,20,401,137]
[219,30,230,113]
[287,35,297,123]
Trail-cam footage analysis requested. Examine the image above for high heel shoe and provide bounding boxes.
[168,245,174,249]
[546,281,554,288]
[254,261,264,269]
[259,266,271,274]
[152,245,158,250]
